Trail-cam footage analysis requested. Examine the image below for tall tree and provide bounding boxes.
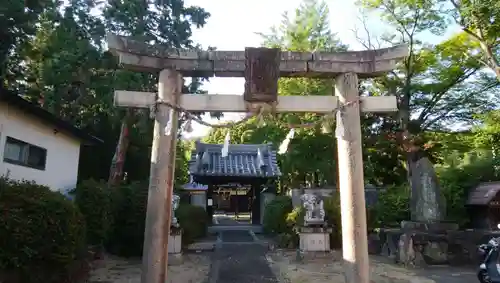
[103,0,209,185]
[448,0,500,79]
[17,0,209,185]
[0,0,55,91]
[358,0,499,216]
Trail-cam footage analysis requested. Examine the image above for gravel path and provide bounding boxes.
[88,253,210,283]
[266,249,478,283]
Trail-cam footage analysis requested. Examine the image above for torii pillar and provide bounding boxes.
[106,33,408,283]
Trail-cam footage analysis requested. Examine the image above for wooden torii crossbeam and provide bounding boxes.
[107,33,408,283]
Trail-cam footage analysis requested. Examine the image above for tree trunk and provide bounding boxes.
[478,40,500,81]
[108,110,132,186]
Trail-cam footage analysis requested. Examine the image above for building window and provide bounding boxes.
[3,137,47,170]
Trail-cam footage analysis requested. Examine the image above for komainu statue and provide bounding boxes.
[300,193,325,226]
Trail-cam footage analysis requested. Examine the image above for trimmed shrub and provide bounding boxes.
[73,179,112,248]
[176,203,209,246]
[323,196,342,248]
[0,177,87,283]
[263,196,293,234]
[106,181,148,257]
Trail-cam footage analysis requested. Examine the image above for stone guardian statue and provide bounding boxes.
[171,194,180,227]
[300,193,326,226]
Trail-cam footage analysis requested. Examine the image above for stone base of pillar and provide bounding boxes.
[299,227,332,252]
[397,221,458,266]
[168,230,182,254]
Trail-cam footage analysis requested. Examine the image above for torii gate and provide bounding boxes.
[106,33,408,283]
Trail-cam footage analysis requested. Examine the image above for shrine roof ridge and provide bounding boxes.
[193,142,274,154]
[106,33,409,78]
[188,142,281,178]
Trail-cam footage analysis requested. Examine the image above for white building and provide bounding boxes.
[0,91,101,192]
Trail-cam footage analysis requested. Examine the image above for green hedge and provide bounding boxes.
[0,177,87,283]
[262,196,293,235]
[73,179,112,248]
[105,182,148,257]
[100,182,209,256]
[176,203,209,246]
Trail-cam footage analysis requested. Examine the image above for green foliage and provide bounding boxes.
[372,186,411,227]
[450,0,499,79]
[106,182,148,257]
[263,196,294,234]
[473,110,500,156]
[102,182,209,255]
[286,206,305,227]
[73,179,112,247]
[438,154,500,226]
[0,0,211,184]
[0,177,87,283]
[176,204,209,246]
[323,196,342,248]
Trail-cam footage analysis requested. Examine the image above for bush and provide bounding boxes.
[176,203,209,246]
[372,185,410,227]
[323,196,342,248]
[73,179,112,248]
[105,182,209,255]
[0,177,87,283]
[106,181,148,257]
[438,155,500,226]
[263,196,293,234]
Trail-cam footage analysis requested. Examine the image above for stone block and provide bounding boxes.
[168,233,182,254]
[401,220,459,232]
[299,232,330,252]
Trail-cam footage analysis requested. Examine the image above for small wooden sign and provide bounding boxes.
[244,47,281,103]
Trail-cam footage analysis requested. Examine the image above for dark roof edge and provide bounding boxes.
[0,90,103,145]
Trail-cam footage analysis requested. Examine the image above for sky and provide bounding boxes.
[180,0,460,139]
[182,0,376,138]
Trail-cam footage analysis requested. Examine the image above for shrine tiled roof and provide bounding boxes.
[467,182,500,205]
[188,142,281,178]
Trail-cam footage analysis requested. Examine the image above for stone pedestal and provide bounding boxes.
[299,227,332,252]
[168,231,182,254]
[397,221,458,266]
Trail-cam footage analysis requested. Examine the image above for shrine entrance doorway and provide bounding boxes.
[212,184,252,221]
[188,142,281,225]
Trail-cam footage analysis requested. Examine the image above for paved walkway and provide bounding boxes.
[208,215,278,283]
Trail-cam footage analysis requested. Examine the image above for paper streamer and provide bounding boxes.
[164,109,174,136]
[184,119,193,133]
[278,128,295,155]
[221,131,230,157]
[334,110,346,139]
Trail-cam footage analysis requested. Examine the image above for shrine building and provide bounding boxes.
[187,141,281,225]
